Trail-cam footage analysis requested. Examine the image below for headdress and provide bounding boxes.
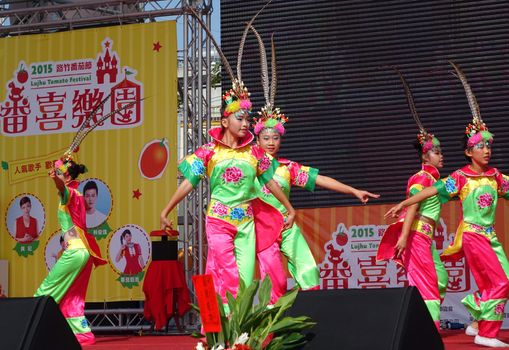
[185,1,272,119]
[392,67,440,153]
[449,61,493,148]
[247,26,287,135]
[55,94,142,174]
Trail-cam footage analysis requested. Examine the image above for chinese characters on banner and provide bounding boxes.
[314,219,489,326]
[1,21,178,302]
[1,38,143,137]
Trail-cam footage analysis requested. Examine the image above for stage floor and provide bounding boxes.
[82,330,509,349]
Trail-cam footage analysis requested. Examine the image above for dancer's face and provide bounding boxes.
[423,147,444,169]
[257,129,281,156]
[466,140,492,167]
[124,233,132,243]
[222,111,250,139]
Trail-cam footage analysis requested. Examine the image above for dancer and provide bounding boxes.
[386,61,509,348]
[35,158,106,345]
[376,68,447,330]
[160,5,295,311]
[248,27,379,304]
[34,94,136,345]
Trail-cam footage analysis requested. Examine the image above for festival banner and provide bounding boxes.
[294,200,509,327]
[0,21,177,301]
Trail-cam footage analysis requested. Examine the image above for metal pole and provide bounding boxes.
[197,8,204,275]
[182,0,190,285]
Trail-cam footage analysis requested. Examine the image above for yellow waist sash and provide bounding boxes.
[66,238,87,250]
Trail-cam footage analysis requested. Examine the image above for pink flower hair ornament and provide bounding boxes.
[419,133,441,153]
[254,108,287,136]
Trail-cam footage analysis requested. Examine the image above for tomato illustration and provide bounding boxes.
[138,139,169,180]
[336,232,348,246]
[17,66,28,84]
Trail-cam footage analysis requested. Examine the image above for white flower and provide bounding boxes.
[195,342,206,350]
[235,332,249,345]
[211,344,225,350]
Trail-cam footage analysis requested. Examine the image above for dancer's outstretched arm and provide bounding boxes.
[160,179,194,229]
[315,175,380,203]
[385,186,438,218]
[49,168,65,194]
[395,203,418,258]
[265,179,296,230]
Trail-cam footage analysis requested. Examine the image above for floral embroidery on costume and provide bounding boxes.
[294,170,309,187]
[495,303,505,315]
[259,156,272,171]
[222,166,244,184]
[230,207,246,221]
[211,202,228,217]
[477,193,494,209]
[501,177,509,194]
[191,159,205,176]
[444,177,457,194]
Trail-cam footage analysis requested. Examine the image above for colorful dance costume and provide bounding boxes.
[179,5,281,307]
[377,69,447,329]
[378,164,447,328]
[253,159,320,304]
[435,62,509,340]
[246,29,320,303]
[35,175,106,345]
[436,164,509,337]
[179,126,277,303]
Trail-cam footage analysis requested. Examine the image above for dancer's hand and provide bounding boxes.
[160,215,173,231]
[395,236,407,258]
[283,209,295,230]
[385,203,404,219]
[354,189,380,204]
[48,168,56,178]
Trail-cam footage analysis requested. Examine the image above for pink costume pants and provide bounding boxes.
[205,216,255,307]
[461,231,509,338]
[401,231,447,330]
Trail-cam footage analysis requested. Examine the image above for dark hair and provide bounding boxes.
[59,236,64,244]
[412,139,424,162]
[120,229,132,245]
[19,196,31,207]
[66,161,86,180]
[462,134,472,162]
[83,180,98,195]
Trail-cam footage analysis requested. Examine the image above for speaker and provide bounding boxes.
[288,287,444,350]
[0,296,80,350]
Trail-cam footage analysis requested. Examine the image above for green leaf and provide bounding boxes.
[191,331,204,339]
[270,316,316,334]
[258,275,272,309]
[237,280,259,326]
[196,280,315,350]
[1,161,8,170]
[189,303,200,313]
[273,287,299,314]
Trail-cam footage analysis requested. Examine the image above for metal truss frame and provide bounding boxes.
[1,0,213,333]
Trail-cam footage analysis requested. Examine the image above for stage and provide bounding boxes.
[82,330,509,349]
